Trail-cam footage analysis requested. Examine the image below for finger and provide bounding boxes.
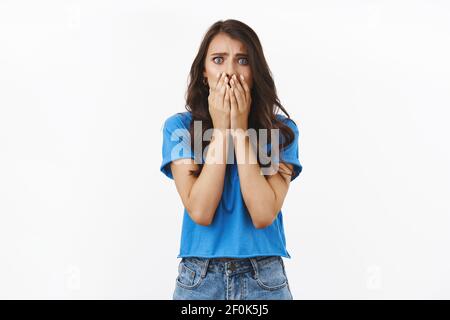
[230,85,238,113]
[239,74,251,101]
[217,75,228,108]
[224,86,231,110]
[231,76,244,110]
[214,72,224,93]
[221,74,229,99]
[213,72,223,91]
[215,72,225,103]
[233,74,245,98]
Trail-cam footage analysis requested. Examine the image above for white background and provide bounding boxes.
[1,0,449,299]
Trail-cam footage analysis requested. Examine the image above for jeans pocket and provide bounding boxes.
[176,258,206,290]
[254,257,288,291]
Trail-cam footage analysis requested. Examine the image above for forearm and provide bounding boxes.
[233,130,277,228]
[187,129,230,225]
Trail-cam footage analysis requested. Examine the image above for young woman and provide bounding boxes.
[160,19,303,300]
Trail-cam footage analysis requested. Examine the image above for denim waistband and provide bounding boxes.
[181,256,283,278]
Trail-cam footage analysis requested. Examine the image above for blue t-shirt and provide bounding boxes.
[160,111,302,259]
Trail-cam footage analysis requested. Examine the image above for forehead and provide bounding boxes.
[207,33,248,54]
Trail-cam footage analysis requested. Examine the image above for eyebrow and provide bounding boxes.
[210,52,248,57]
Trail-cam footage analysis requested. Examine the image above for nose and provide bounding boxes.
[225,60,237,79]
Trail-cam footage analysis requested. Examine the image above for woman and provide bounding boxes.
[160,19,303,300]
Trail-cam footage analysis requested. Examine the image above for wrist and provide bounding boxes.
[231,128,248,140]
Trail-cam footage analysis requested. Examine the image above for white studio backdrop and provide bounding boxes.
[0,0,449,299]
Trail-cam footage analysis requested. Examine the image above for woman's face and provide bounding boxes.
[203,33,253,90]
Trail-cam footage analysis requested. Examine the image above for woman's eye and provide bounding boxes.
[238,57,249,65]
[213,57,223,64]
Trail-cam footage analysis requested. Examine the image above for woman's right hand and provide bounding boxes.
[208,72,231,131]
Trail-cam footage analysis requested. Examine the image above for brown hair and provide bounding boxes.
[184,19,297,178]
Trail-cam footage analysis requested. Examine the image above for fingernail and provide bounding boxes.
[240,74,244,80]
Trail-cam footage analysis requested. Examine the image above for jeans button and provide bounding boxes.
[227,263,235,275]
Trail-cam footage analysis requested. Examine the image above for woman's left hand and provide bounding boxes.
[229,74,252,132]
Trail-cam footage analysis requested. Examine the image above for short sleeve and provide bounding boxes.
[278,117,303,182]
[160,113,195,180]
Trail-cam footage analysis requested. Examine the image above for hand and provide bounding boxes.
[208,72,231,131]
[229,74,251,132]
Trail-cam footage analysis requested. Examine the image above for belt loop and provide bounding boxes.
[249,258,259,279]
[201,258,210,278]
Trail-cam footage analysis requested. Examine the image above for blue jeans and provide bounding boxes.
[172,256,293,300]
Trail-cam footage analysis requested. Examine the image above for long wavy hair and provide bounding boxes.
[184,19,297,178]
